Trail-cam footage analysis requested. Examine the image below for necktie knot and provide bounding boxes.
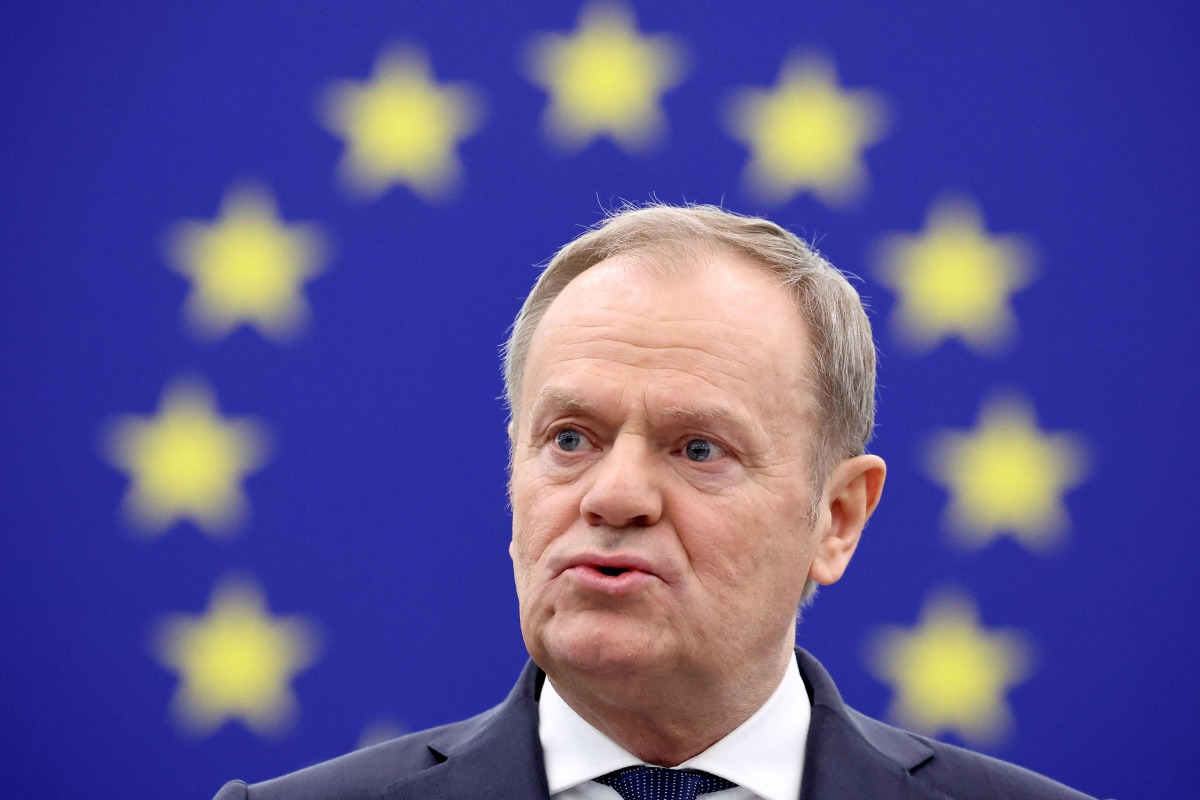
[596,765,737,800]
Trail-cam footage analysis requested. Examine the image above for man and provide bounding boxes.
[216,205,1097,799]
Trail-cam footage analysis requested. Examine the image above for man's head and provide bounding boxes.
[504,204,885,714]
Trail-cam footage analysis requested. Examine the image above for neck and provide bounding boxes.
[548,642,795,766]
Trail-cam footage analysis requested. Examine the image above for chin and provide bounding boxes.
[531,612,673,682]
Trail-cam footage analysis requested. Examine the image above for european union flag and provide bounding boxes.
[1,3,1196,797]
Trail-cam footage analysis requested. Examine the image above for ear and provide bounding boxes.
[808,454,886,587]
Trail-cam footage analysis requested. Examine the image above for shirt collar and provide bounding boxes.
[538,654,810,800]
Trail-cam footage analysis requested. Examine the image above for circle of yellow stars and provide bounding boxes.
[96,4,1103,747]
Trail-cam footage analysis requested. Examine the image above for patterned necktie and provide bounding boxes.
[595,765,737,800]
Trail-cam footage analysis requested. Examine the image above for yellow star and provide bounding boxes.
[726,54,886,205]
[166,184,328,341]
[925,395,1090,551]
[155,576,319,737]
[867,590,1033,745]
[104,378,270,537]
[875,197,1035,353]
[525,2,686,153]
[320,45,483,201]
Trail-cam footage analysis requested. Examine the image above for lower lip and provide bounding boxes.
[566,565,655,595]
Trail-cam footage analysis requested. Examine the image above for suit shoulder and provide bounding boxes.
[886,721,1096,800]
[922,740,1094,799]
[215,718,477,800]
[799,649,1099,800]
[212,780,248,800]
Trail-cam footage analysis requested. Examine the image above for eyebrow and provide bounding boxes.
[528,389,759,443]
[530,387,600,417]
[661,405,753,431]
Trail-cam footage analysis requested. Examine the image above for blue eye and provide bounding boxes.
[685,439,716,462]
[555,429,584,451]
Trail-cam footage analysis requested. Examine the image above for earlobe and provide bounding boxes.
[808,454,886,587]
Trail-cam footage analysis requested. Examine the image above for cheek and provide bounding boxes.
[682,492,808,591]
[675,509,753,597]
[511,472,580,566]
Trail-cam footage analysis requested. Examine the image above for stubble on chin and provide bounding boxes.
[531,604,679,689]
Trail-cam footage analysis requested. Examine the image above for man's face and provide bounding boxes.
[509,253,829,690]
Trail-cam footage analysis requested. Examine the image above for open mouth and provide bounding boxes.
[568,559,654,592]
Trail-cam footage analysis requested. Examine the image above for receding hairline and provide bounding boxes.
[509,241,819,415]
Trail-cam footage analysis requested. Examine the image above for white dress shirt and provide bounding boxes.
[539,656,810,800]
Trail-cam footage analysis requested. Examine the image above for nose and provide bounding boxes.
[579,435,663,529]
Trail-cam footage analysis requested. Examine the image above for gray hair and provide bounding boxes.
[502,203,878,602]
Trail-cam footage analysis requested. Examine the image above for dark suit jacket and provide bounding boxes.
[215,647,1097,799]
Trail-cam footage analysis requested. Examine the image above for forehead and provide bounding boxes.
[544,249,800,323]
[522,252,814,425]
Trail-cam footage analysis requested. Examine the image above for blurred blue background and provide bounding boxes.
[1,2,1196,797]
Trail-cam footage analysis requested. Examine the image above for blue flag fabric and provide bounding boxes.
[1,3,1196,798]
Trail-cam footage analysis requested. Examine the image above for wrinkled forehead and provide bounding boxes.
[521,250,816,424]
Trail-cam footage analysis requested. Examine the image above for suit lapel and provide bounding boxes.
[796,648,944,800]
[380,662,551,800]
